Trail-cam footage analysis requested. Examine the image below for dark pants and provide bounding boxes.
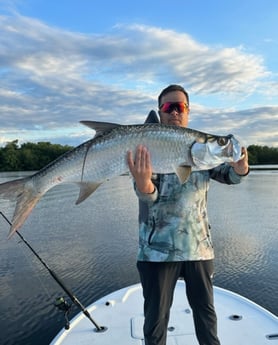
[137,260,221,345]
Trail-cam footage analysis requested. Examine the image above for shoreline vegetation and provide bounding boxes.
[0,140,277,172]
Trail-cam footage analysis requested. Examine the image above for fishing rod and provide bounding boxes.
[0,211,106,332]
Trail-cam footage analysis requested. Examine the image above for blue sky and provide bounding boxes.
[0,0,277,147]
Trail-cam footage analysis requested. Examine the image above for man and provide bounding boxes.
[127,84,249,345]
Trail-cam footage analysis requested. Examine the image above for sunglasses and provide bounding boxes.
[159,102,188,114]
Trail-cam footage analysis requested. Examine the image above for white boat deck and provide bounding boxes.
[50,280,278,345]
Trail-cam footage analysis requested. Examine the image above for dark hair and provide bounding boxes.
[158,84,189,107]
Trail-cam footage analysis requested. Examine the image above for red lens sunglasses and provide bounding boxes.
[159,102,188,114]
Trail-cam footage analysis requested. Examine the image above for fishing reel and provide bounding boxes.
[54,296,72,330]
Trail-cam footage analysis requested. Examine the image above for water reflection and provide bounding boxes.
[208,173,278,309]
[0,172,277,345]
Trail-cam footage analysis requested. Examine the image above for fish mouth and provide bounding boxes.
[230,135,241,162]
[215,134,242,162]
[190,134,242,170]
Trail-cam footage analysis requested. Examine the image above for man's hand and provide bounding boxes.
[127,145,155,194]
[230,147,249,175]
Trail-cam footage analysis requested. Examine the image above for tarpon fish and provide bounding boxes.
[0,121,242,237]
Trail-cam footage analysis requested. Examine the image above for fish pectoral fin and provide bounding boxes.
[175,166,191,184]
[76,182,102,205]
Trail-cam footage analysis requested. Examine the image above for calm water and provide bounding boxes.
[0,171,277,345]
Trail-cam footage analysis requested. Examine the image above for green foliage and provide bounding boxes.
[247,145,278,165]
[0,140,21,171]
[0,141,73,171]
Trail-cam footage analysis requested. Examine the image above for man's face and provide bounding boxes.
[159,90,189,127]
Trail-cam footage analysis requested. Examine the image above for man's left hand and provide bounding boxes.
[230,147,249,175]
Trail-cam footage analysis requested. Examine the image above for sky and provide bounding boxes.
[0,0,277,148]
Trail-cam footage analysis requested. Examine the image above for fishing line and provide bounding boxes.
[0,211,107,332]
[15,232,53,300]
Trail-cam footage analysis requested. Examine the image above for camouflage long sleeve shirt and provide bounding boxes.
[135,164,247,262]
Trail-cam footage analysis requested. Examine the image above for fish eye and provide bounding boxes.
[217,137,228,146]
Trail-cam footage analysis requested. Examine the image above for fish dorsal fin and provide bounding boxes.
[144,110,160,124]
[175,166,191,184]
[76,182,102,205]
[80,121,121,138]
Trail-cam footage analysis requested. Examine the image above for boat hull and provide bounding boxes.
[50,280,278,345]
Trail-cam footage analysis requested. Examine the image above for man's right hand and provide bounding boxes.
[127,145,155,194]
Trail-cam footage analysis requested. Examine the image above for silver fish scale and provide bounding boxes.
[81,125,202,182]
[1,122,240,236]
[31,142,92,192]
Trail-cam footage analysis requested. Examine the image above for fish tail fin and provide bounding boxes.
[0,178,42,238]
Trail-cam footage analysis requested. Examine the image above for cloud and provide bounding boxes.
[189,106,278,147]
[117,24,270,94]
[0,14,277,147]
